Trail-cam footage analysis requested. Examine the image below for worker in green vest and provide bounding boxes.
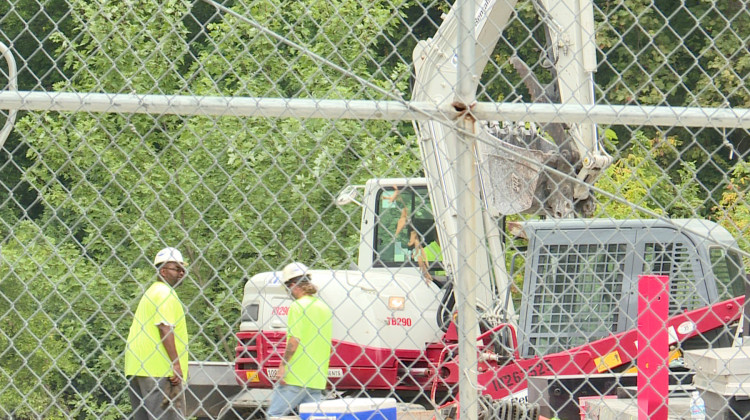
[267,262,333,418]
[409,229,444,282]
[423,239,442,265]
[124,247,189,420]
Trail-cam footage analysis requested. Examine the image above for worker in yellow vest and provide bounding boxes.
[409,230,444,282]
[124,247,189,420]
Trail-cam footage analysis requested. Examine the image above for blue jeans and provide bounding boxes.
[267,384,323,418]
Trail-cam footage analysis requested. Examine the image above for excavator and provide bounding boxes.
[234,0,745,417]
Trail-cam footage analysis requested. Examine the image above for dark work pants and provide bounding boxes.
[127,376,185,420]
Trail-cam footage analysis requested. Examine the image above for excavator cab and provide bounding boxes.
[366,181,445,282]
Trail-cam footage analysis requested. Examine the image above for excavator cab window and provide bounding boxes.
[643,242,710,314]
[709,247,746,300]
[373,185,444,276]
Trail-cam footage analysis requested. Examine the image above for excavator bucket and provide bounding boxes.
[477,125,571,217]
[479,141,548,216]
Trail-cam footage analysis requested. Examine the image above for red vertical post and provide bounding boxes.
[637,275,669,420]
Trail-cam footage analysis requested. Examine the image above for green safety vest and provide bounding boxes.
[285,295,333,389]
[424,241,442,262]
[124,281,189,378]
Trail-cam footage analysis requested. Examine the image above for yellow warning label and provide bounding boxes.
[594,351,623,373]
[246,370,260,382]
[622,349,681,374]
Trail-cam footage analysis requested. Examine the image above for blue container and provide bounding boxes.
[299,398,397,420]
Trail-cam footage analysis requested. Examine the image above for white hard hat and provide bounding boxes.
[282,262,309,285]
[154,247,185,267]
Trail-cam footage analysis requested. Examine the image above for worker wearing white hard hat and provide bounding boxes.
[153,246,185,267]
[281,261,310,287]
[267,262,333,419]
[125,247,189,419]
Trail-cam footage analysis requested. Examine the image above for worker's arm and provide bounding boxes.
[276,336,300,383]
[408,231,433,282]
[158,323,183,386]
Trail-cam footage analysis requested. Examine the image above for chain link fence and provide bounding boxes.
[1,0,749,418]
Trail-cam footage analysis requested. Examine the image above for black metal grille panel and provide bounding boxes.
[643,242,707,314]
[527,243,628,356]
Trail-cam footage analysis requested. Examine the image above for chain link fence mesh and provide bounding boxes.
[1,0,749,418]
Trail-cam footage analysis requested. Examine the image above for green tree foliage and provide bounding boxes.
[595,130,704,218]
[482,1,748,214]
[0,0,73,90]
[0,0,77,225]
[181,0,420,271]
[4,1,199,415]
[715,160,750,255]
[596,0,750,209]
[4,0,421,415]
[598,0,749,108]
[0,221,132,418]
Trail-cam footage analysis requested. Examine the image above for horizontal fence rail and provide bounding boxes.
[1,91,749,128]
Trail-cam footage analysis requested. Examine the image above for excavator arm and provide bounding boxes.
[411,0,612,320]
